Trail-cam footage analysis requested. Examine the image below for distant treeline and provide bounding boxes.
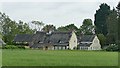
[0,2,120,51]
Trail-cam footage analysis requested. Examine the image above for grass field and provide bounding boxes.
[0,49,2,67]
[2,49,118,66]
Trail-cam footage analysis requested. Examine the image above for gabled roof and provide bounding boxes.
[32,31,46,43]
[78,35,95,42]
[13,34,33,42]
[49,31,72,44]
[78,35,95,46]
[13,31,72,46]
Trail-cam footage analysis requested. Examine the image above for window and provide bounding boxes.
[91,47,92,50]
[63,47,65,50]
[54,46,58,50]
[59,46,61,50]
[48,40,50,43]
[58,40,62,43]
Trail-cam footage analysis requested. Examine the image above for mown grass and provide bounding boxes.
[0,49,2,67]
[2,49,118,66]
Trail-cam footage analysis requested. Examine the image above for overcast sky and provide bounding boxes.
[0,0,119,28]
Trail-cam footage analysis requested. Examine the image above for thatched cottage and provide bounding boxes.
[13,31,77,50]
[14,31,101,50]
[77,35,101,50]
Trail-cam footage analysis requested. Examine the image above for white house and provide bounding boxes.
[77,35,101,50]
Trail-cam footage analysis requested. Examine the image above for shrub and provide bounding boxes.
[97,34,106,48]
[3,45,18,49]
[18,46,25,49]
[3,45,25,49]
[106,44,119,51]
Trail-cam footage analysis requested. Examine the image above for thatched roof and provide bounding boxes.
[78,35,95,42]
[49,31,72,44]
[78,35,95,46]
[32,31,46,43]
[13,34,33,42]
[14,31,72,46]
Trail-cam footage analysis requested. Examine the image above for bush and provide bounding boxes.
[3,45,25,49]
[106,44,119,51]
[97,34,106,48]
[3,45,18,49]
[18,46,25,49]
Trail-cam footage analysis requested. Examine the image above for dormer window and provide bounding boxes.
[58,40,64,43]
[38,41,43,43]
[48,40,51,43]
[58,40,61,43]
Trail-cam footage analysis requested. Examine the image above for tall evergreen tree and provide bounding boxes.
[94,3,110,36]
[117,2,120,48]
[106,8,118,44]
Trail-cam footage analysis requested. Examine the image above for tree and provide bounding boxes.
[97,34,106,48]
[57,24,78,31]
[31,21,44,31]
[0,12,34,44]
[117,2,120,42]
[106,8,118,44]
[80,19,94,35]
[57,24,79,35]
[94,3,111,36]
[57,26,67,31]
[116,2,120,52]
[42,24,56,33]
[117,2,120,11]
[18,20,34,34]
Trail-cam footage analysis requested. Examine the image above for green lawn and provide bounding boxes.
[0,49,2,67]
[2,49,118,66]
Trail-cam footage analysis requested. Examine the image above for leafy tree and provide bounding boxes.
[2,19,18,44]
[57,26,67,31]
[94,3,110,36]
[18,20,34,34]
[57,24,79,35]
[80,19,94,35]
[31,21,44,31]
[42,24,56,33]
[0,12,34,44]
[57,24,78,31]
